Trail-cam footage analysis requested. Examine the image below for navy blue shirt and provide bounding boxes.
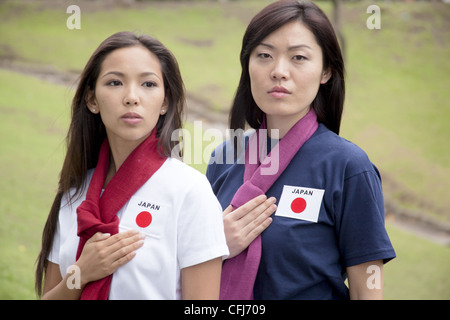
[206,124,396,300]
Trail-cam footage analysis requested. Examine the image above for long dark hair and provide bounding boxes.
[35,31,185,296]
[229,0,345,134]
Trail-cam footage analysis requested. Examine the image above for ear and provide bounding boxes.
[320,68,332,85]
[160,97,169,115]
[86,89,99,114]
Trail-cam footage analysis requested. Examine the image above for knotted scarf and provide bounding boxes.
[76,129,166,300]
[220,109,318,300]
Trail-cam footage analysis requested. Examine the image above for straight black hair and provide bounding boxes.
[229,0,345,135]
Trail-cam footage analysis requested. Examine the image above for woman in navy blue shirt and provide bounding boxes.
[207,0,395,299]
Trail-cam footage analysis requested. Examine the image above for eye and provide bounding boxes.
[257,53,271,59]
[107,80,122,86]
[293,55,307,61]
[142,81,157,88]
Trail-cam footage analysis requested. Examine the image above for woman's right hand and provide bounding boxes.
[223,195,277,258]
[75,230,145,287]
[42,229,145,300]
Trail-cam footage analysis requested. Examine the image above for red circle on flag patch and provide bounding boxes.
[136,211,152,228]
[291,197,307,213]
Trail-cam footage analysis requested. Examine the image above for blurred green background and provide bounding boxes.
[0,0,449,299]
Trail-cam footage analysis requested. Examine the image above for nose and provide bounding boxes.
[270,59,289,80]
[123,85,139,106]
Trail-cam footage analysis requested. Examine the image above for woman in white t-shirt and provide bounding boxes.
[35,31,228,300]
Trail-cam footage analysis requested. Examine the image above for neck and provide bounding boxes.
[266,107,311,139]
[104,134,148,188]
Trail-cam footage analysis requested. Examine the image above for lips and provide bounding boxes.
[121,112,142,125]
[268,86,291,98]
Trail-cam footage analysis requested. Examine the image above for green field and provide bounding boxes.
[0,0,449,299]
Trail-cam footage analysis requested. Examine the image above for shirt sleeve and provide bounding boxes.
[47,194,66,264]
[206,140,226,184]
[205,157,216,185]
[47,224,60,264]
[176,174,229,269]
[337,168,396,267]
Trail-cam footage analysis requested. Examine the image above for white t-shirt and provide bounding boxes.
[49,157,229,299]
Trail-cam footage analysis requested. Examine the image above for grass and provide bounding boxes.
[0,0,247,110]
[0,0,449,299]
[384,224,450,300]
[0,69,70,299]
[338,2,450,222]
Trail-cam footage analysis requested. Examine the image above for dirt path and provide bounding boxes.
[2,59,449,246]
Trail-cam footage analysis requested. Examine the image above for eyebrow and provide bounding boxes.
[101,71,161,80]
[259,42,313,51]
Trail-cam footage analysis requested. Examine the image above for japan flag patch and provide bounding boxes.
[275,185,325,223]
[119,196,167,239]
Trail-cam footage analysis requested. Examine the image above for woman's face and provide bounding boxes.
[88,45,167,148]
[249,21,330,136]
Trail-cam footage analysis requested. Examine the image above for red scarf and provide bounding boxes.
[76,129,166,300]
[220,109,318,300]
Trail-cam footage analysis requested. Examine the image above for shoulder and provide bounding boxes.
[154,157,215,198]
[162,157,207,184]
[206,132,251,179]
[156,158,224,230]
[306,124,378,178]
[209,132,250,162]
[309,125,370,160]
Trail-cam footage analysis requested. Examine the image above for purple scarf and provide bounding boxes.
[220,109,318,300]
